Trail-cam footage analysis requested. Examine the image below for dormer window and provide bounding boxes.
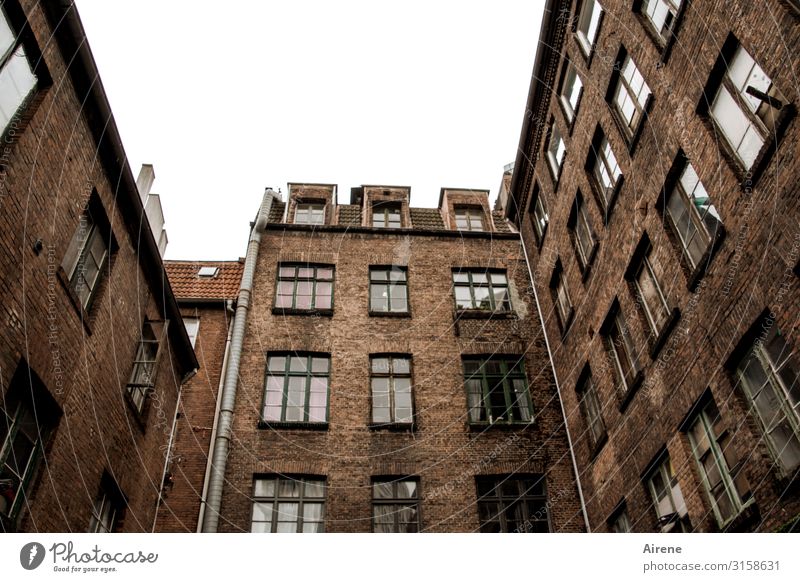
[454,207,484,232]
[198,266,219,278]
[295,203,325,225]
[372,203,401,228]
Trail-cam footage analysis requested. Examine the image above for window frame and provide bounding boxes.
[183,317,200,348]
[454,206,485,232]
[601,302,642,408]
[645,453,690,532]
[462,356,533,426]
[261,353,331,427]
[586,126,624,222]
[633,0,686,62]
[370,355,414,428]
[606,47,653,149]
[685,397,753,527]
[125,320,167,417]
[87,474,126,533]
[451,269,512,313]
[549,260,574,335]
[273,264,335,313]
[545,116,567,184]
[294,202,326,225]
[528,184,549,247]
[558,58,584,129]
[368,266,409,315]
[733,325,800,474]
[371,477,421,533]
[475,475,550,533]
[372,203,402,228]
[250,475,326,533]
[574,0,604,59]
[568,190,598,275]
[576,366,606,454]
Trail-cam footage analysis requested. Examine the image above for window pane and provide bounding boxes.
[454,286,473,309]
[279,479,301,497]
[0,46,37,134]
[254,479,275,498]
[393,358,410,374]
[305,480,326,498]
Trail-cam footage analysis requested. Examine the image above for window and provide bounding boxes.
[550,261,573,333]
[646,455,689,532]
[664,161,722,270]
[734,325,800,472]
[88,475,125,533]
[575,0,603,56]
[640,0,682,42]
[476,475,549,532]
[183,317,199,348]
[371,356,413,426]
[631,245,671,336]
[708,42,787,170]
[62,206,110,310]
[372,478,420,532]
[528,186,549,244]
[263,354,330,424]
[588,128,622,213]
[197,266,219,277]
[569,191,597,270]
[369,267,408,313]
[275,264,334,311]
[546,118,566,179]
[251,476,326,533]
[559,62,584,123]
[686,397,752,526]
[610,51,652,138]
[126,321,164,414]
[0,5,37,135]
[294,203,325,225]
[452,270,511,312]
[602,305,641,400]
[610,508,632,533]
[454,207,484,231]
[372,203,401,228]
[0,366,59,525]
[463,357,532,424]
[577,368,606,451]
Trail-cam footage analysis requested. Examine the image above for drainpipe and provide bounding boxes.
[202,188,276,532]
[196,299,235,532]
[519,233,591,532]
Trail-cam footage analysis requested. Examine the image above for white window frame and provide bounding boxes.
[612,54,652,137]
[640,0,682,42]
[560,62,584,122]
[576,0,603,56]
[546,119,566,179]
[294,203,325,225]
[0,5,37,136]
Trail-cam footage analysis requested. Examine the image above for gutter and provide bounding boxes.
[202,188,276,532]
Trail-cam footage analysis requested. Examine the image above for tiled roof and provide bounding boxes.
[338,204,362,226]
[409,208,445,229]
[165,260,244,301]
[491,211,513,233]
[268,201,285,223]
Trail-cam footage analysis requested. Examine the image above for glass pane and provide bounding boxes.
[393,358,411,375]
[303,502,323,522]
[0,46,36,133]
[389,269,406,282]
[297,268,313,278]
[304,480,326,498]
[397,481,417,499]
[278,479,301,497]
[251,501,273,523]
[373,482,394,499]
[452,273,469,283]
[454,286,473,308]
[372,358,390,374]
[290,357,307,373]
[473,286,491,309]
[254,479,275,498]
[311,357,329,374]
[279,266,296,278]
[371,285,389,311]
[371,269,388,281]
[309,377,327,394]
[389,296,407,312]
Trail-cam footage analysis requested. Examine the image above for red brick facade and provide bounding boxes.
[506,0,800,532]
[0,0,196,532]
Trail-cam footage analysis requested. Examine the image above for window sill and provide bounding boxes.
[468,420,535,431]
[271,308,333,317]
[649,307,681,360]
[368,311,411,318]
[574,32,597,69]
[718,500,760,532]
[369,422,415,432]
[257,421,329,431]
[455,309,517,320]
[618,370,644,412]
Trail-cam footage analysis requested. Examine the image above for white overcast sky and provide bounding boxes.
[73,1,544,260]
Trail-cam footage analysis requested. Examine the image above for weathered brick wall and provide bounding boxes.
[217,227,585,532]
[0,0,185,532]
[518,0,800,531]
[156,303,232,532]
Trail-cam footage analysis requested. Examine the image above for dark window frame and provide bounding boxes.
[528,182,549,247]
[452,269,512,313]
[600,300,643,409]
[369,266,409,315]
[293,201,326,225]
[125,319,168,421]
[462,356,534,426]
[273,263,335,314]
[544,115,567,186]
[475,474,550,533]
[370,355,415,429]
[454,206,485,232]
[372,202,402,228]
[632,0,688,63]
[261,353,331,428]
[250,475,326,533]
[371,477,421,533]
[87,472,127,533]
[643,450,691,532]
[576,365,607,457]
[549,259,574,336]
[567,189,599,278]
[585,125,625,224]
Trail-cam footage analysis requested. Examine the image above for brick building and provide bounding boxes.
[191,183,587,533]
[503,0,800,531]
[155,260,244,532]
[0,0,197,532]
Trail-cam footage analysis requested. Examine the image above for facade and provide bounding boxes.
[504,0,800,532]
[0,1,196,532]
[190,183,586,533]
[155,260,244,532]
